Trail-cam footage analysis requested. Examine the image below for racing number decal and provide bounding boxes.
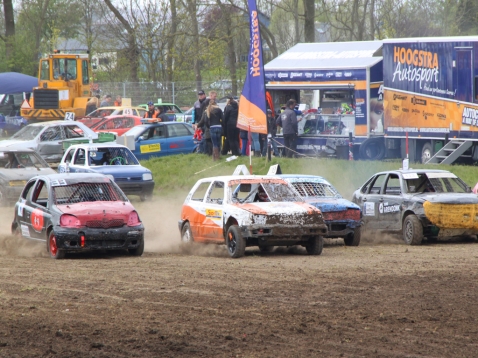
[31,209,44,232]
[140,144,161,153]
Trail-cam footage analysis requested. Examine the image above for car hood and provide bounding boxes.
[0,167,56,181]
[0,140,35,148]
[86,165,151,177]
[417,193,478,204]
[56,201,137,222]
[303,197,360,212]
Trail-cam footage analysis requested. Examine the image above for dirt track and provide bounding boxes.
[1,198,477,357]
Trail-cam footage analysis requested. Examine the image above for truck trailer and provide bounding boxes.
[265,36,478,164]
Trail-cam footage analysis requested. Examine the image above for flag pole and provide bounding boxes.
[249,124,253,174]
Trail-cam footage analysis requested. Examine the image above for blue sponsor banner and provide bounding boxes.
[383,41,478,102]
[265,69,366,82]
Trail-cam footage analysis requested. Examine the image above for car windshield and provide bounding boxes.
[406,173,470,194]
[290,181,341,198]
[89,147,139,165]
[0,151,50,168]
[231,180,302,203]
[53,182,128,204]
[11,125,42,140]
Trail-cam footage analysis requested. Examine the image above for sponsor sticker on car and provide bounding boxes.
[140,144,161,153]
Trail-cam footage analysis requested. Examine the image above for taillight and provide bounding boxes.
[60,214,82,228]
[80,235,85,247]
[127,211,141,226]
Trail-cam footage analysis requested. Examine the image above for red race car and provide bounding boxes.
[88,115,143,136]
[11,172,145,259]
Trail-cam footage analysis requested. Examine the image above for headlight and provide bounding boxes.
[142,173,153,181]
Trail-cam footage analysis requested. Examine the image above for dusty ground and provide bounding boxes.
[0,198,477,357]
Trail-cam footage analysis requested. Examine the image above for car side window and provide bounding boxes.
[206,181,224,205]
[40,126,62,141]
[360,177,374,194]
[32,180,49,208]
[64,125,83,138]
[369,174,387,194]
[64,148,75,163]
[152,127,165,139]
[191,182,211,202]
[73,148,86,165]
[22,180,37,200]
[384,174,401,195]
[168,124,191,137]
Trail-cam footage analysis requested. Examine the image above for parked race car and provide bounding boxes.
[179,170,328,258]
[58,143,155,201]
[352,169,478,245]
[280,174,362,246]
[121,119,196,160]
[0,149,56,205]
[0,121,98,163]
[79,106,146,127]
[11,173,145,259]
[88,115,143,137]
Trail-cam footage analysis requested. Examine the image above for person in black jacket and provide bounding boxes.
[205,100,223,160]
[279,99,298,158]
[262,109,279,157]
[223,97,240,156]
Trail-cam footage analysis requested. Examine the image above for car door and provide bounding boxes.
[380,174,403,231]
[22,178,51,241]
[16,179,37,238]
[58,147,75,173]
[136,124,169,159]
[68,148,88,173]
[185,181,213,242]
[166,124,195,155]
[202,181,225,242]
[37,125,64,161]
[359,173,387,230]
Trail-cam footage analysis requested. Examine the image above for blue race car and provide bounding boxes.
[280,174,362,246]
[120,119,196,160]
[58,143,155,201]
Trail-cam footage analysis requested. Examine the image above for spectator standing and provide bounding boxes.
[262,109,279,157]
[193,90,207,124]
[100,94,112,107]
[155,106,170,122]
[196,111,212,156]
[280,99,299,158]
[205,100,224,161]
[86,97,99,115]
[144,102,156,118]
[240,130,249,156]
[199,91,218,116]
[114,95,122,106]
[223,97,240,156]
[251,132,261,157]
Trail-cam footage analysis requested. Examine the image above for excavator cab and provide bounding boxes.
[21,51,92,122]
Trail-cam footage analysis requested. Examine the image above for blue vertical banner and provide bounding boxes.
[237,1,267,134]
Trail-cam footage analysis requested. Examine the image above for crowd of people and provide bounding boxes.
[192,90,300,160]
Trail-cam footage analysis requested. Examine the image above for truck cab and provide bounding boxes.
[21,51,92,122]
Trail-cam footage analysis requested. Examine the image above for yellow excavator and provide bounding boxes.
[21,51,93,122]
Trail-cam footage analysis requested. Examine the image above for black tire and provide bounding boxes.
[403,215,423,245]
[48,231,65,259]
[226,225,246,258]
[359,137,386,161]
[259,245,274,253]
[181,222,194,243]
[344,227,361,246]
[128,239,144,256]
[421,142,433,164]
[305,236,324,255]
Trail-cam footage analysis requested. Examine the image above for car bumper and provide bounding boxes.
[53,225,144,252]
[240,223,327,240]
[115,180,155,197]
[324,219,361,238]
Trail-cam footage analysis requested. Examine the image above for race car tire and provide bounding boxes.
[403,214,423,245]
[181,222,194,243]
[128,239,144,256]
[359,137,386,161]
[259,245,274,253]
[226,225,246,258]
[306,236,324,255]
[344,227,361,246]
[421,142,433,164]
[48,231,65,259]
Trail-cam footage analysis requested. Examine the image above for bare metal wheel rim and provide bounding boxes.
[405,221,413,242]
[182,229,191,243]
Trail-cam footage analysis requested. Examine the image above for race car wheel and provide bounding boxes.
[128,239,144,256]
[48,232,65,259]
[306,236,324,255]
[226,225,246,258]
[344,227,361,246]
[181,222,194,243]
[403,214,423,245]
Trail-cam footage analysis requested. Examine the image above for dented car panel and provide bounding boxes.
[11,173,144,258]
[352,169,478,242]
[280,175,362,239]
[179,175,328,253]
